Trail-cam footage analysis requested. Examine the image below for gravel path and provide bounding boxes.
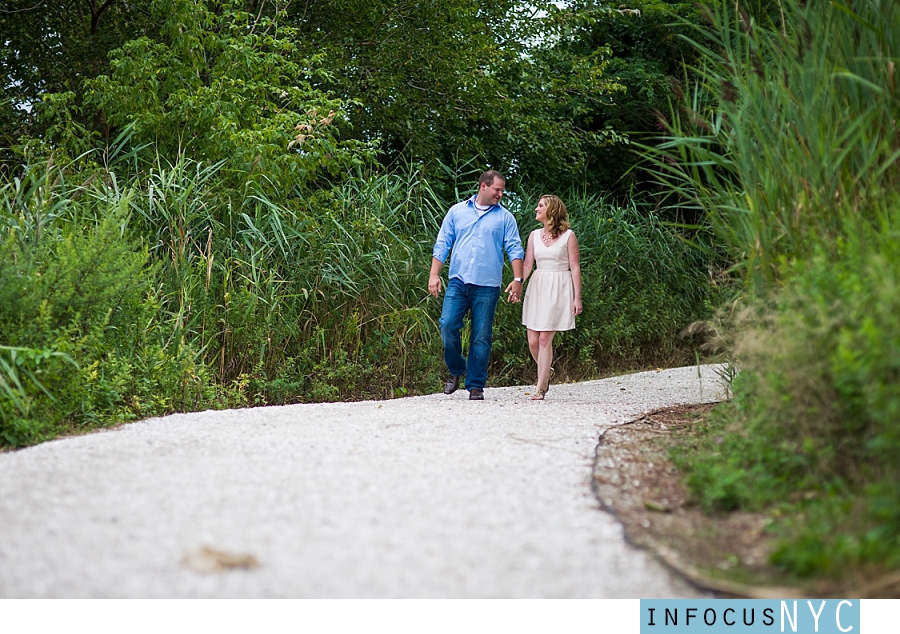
[0,364,727,598]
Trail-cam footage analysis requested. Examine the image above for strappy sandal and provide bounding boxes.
[531,387,547,401]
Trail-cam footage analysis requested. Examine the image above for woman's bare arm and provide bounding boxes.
[522,231,536,282]
[568,232,583,315]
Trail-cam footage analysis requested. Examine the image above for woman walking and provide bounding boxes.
[521,195,582,400]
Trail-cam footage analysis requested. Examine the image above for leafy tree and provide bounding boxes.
[0,0,153,167]
[287,1,625,191]
[555,1,710,195]
[288,1,508,165]
[82,0,373,192]
[5,1,696,194]
[493,4,626,190]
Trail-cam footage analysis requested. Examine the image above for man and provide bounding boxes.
[428,170,525,400]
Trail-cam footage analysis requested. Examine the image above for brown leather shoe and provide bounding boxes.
[468,387,484,400]
[443,375,462,394]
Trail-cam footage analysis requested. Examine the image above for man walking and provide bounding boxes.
[428,170,525,400]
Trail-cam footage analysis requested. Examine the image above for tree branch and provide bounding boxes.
[249,0,267,35]
[89,0,118,35]
[0,0,46,14]
[0,1,46,13]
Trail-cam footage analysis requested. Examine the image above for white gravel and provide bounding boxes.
[0,364,727,598]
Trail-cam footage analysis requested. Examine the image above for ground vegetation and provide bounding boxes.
[1,0,719,448]
[650,0,900,582]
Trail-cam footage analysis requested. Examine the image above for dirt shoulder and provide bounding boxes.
[591,403,863,598]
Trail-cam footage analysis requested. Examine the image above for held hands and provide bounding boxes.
[505,279,523,303]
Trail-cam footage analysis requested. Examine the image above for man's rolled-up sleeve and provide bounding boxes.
[503,215,525,261]
[432,213,455,263]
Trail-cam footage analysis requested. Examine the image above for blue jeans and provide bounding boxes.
[439,279,501,390]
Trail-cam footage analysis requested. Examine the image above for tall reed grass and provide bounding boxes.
[656,0,900,581]
[0,149,715,447]
[650,0,900,289]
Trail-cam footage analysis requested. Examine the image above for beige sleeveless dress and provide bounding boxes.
[522,229,576,331]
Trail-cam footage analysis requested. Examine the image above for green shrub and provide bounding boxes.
[654,0,900,580]
[0,345,78,446]
[674,205,900,575]
[0,164,208,447]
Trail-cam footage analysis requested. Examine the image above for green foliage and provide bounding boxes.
[559,1,711,194]
[660,0,900,579]
[647,0,900,289]
[674,226,900,572]
[742,214,900,486]
[0,160,207,447]
[0,0,154,165]
[574,201,711,359]
[291,1,511,163]
[0,345,77,446]
[82,0,373,192]
[3,1,704,196]
[0,1,719,454]
[671,371,813,514]
[287,1,626,191]
[1,0,723,443]
[11,92,101,167]
[222,166,446,402]
[0,152,715,448]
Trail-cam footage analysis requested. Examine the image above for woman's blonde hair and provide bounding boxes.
[541,195,570,237]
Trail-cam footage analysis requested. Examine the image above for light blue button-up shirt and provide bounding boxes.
[432,196,524,287]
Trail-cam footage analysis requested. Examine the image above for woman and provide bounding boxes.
[520,195,582,400]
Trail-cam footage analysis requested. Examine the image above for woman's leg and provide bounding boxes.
[536,330,556,391]
[527,328,540,364]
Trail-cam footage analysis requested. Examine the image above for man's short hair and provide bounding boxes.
[478,170,506,188]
